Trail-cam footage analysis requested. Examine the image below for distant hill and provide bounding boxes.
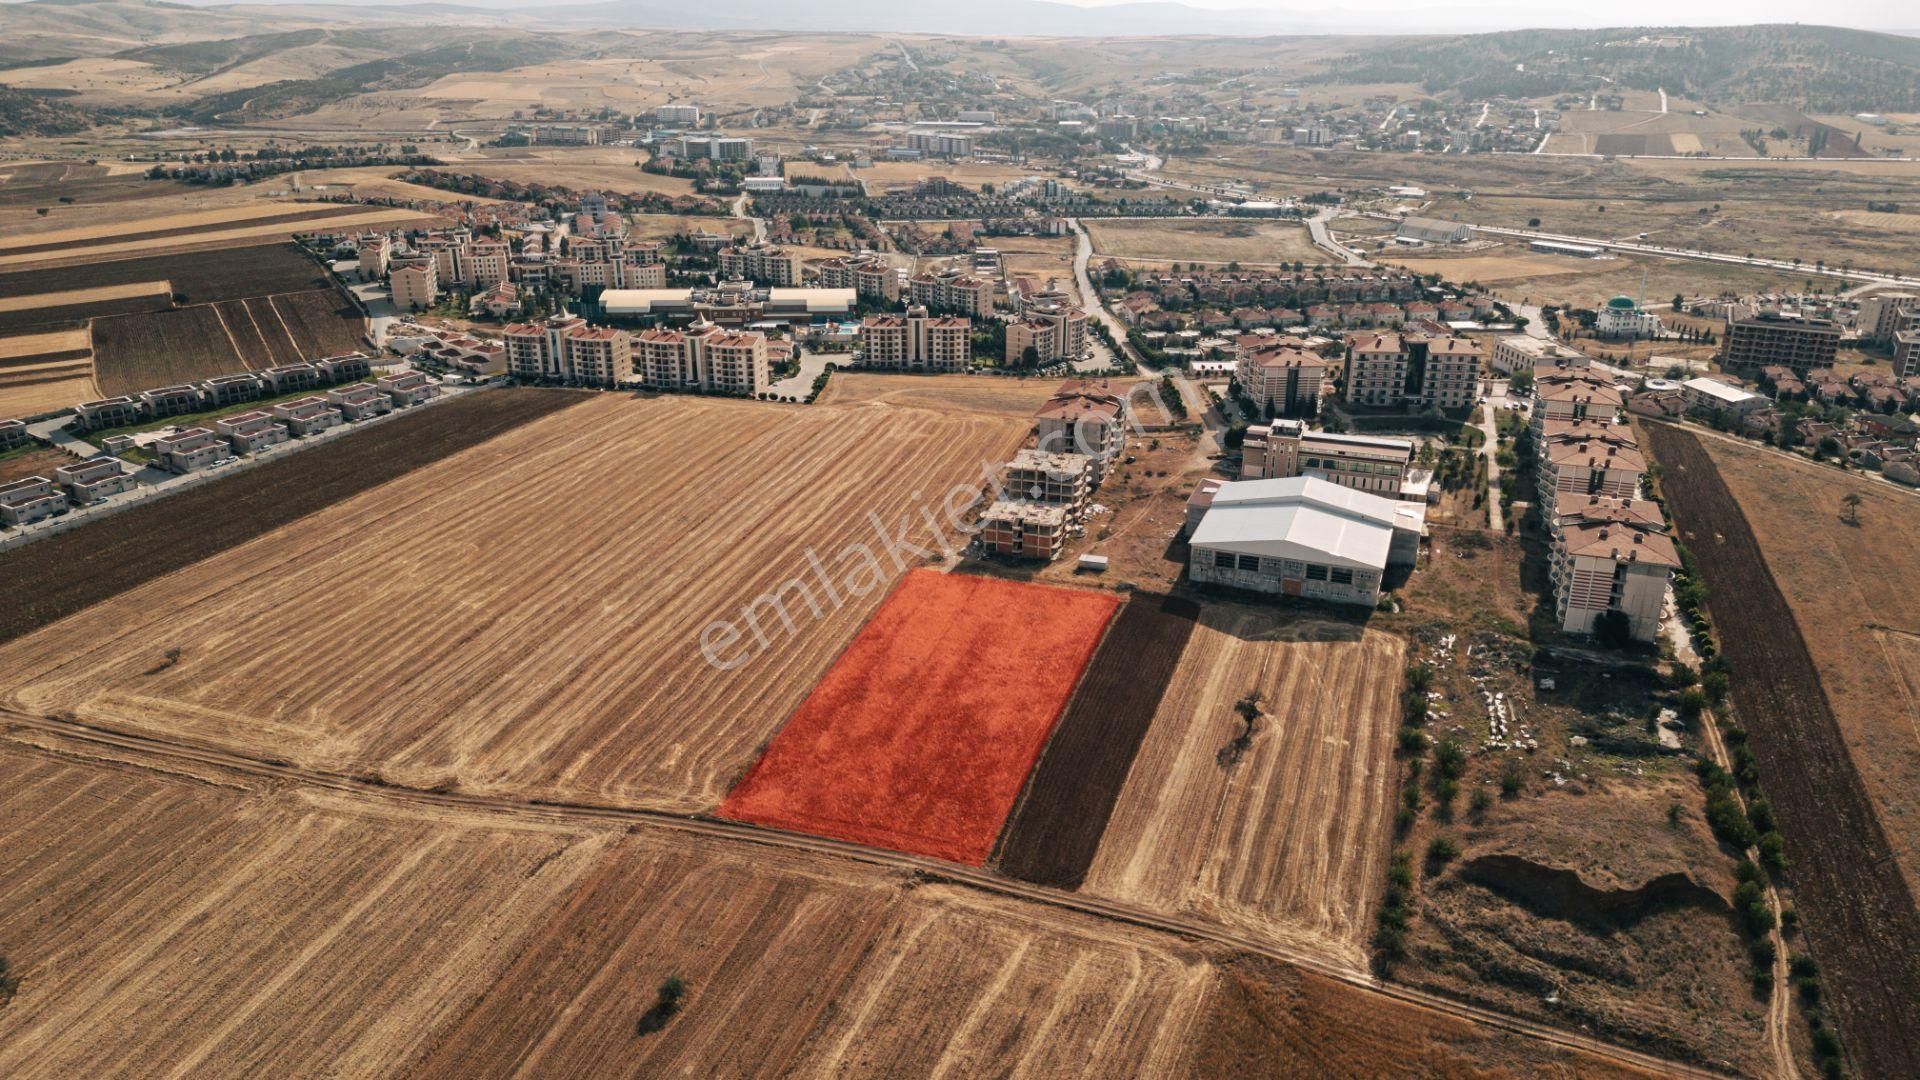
[510,0,1302,37]
[0,84,92,136]
[1317,25,1920,112]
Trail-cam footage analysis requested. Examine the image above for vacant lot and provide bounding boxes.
[816,372,1062,418]
[0,389,584,643]
[1387,249,1803,310]
[1080,607,1404,969]
[997,592,1199,888]
[722,570,1118,864]
[0,447,74,486]
[0,394,1029,811]
[1647,426,1920,1080]
[1085,218,1325,266]
[0,208,429,271]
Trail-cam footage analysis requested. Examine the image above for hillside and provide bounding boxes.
[1318,25,1920,112]
[0,85,92,136]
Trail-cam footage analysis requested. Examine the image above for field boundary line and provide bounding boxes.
[0,706,1731,1080]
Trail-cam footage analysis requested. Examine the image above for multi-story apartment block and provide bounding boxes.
[503,314,634,387]
[620,260,667,289]
[1897,330,1920,379]
[1721,310,1841,377]
[1418,335,1484,409]
[1539,437,1646,500]
[214,411,291,454]
[1239,420,1412,495]
[905,130,973,157]
[636,321,770,395]
[153,428,225,473]
[655,103,702,125]
[377,371,437,407]
[465,240,511,289]
[54,457,135,504]
[1234,343,1326,417]
[0,477,64,526]
[1549,494,1677,641]
[818,255,901,304]
[1002,449,1094,512]
[909,269,994,317]
[1858,292,1920,346]
[1006,306,1088,366]
[356,233,392,281]
[977,499,1070,560]
[859,306,971,372]
[1343,332,1482,409]
[1097,115,1141,141]
[1034,380,1126,483]
[1530,369,1623,433]
[719,243,803,287]
[390,256,439,311]
[314,353,373,383]
[326,383,393,421]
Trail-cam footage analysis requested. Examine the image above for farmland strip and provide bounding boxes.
[0,388,587,644]
[1645,424,1920,1080]
[259,295,304,362]
[0,348,91,370]
[994,593,1199,889]
[0,206,381,259]
[0,244,327,306]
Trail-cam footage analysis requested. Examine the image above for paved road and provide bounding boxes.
[765,345,833,398]
[1459,221,1916,287]
[1308,207,1370,267]
[25,417,100,459]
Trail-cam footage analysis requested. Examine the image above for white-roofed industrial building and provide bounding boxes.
[1187,477,1422,606]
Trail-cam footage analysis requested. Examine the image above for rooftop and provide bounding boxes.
[1190,476,1401,571]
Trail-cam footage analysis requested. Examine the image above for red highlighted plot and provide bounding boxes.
[720,569,1119,864]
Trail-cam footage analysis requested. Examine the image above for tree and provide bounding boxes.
[1021,344,1040,368]
[1592,609,1634,648]
[1841,491,1863,524]
[1527,217,1541,228]
[1671,293,1685,311]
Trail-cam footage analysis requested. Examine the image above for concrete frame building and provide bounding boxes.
[271,397,344,437]
[909,270,994,317]
[816,255,901,304]
[55,457,135,503]
[1549,494,1678,641]
[1239,420,1412,496]
[377,372,437,407]
[390,256,439,312]
[1034,380,1127,483]
[719,244,804,288]
[153,428,225,473]
[1343,332,1483,410]
[1490,335,1586,376]
[1002,448,1094,512]
[636,320,770,395]
[0,477,64,526]
[1006,306,1089,366]
[326,383,394,421]
[1721,310,1841,377]
[214,411,290,454]
[978,500,1070,561]
[1234,343,1326,417]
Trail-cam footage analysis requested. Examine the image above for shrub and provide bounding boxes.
[1750,937,1777,966]
[1790,954,1819,979]
[1398,726,1428,753]
[1405,663,1434,692]
[1387,853,1414,889]
[1433,737,1467,780]
[1811,1027,1841,1060]
[1735,859,1762,885]
[1677,686,1708,719]
[1499,761,1523,797]
[1747,797,1775,834]
[1797,975,1823,1004]
[1470,788,1493,815]
[1435,777,1459,804]
[1759,831,1789,873]
[1743,900,1776,937]
[1426,836,1460,863]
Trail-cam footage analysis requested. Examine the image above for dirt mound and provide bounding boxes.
[1460,853,1728,926]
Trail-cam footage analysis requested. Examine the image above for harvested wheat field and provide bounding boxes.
[722,570,1119,864]
[1695,435,1920,899]
[0,394,1028,811]
[0,209,431,271]
[1081,607,1405,969]
[0,735,621,1079]
[816,372,1066,418]
[0,326,94,417]
[0,203,388,258]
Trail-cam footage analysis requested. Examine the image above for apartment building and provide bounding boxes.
[1006,306,1089,366]
[1897,330,1920,379]
[858,306,972,372]
[1490,335,1586,376]
[1239,420,1412,495]
[1858,292,1920,346]
[54,456,135,504]
[655,103,701,125]
[1549,493,1677,641]
[1530,369,1623,433]
[153,428,225,473]
[1234,343,1326,417]
[502,313,635,387]
[909,269,994,317]
[719,243,804,287]
[1538,437,1646,500]
[202,373,263,408]
[977,499,1071,560]
[214,411,290,454]
[1002,449,1094,512]
[261,363,322,395]
[315,353,373,383]
[390,257,439,311]
[356,233,392,281]
[1721,310,1841,377]
[0,477,64,526]
[1034,379,1127,483]
[1343,332,1482,409]
[636,320,770,395]
[326,383,393,421]
[620,260,667,289]
[672,135,753,161]
[905,130,974,157]
[0,419,30,453]
[377,371,436,407]
[817,255,901,304]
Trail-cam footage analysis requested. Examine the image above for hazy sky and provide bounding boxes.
[1065,0,1909,31]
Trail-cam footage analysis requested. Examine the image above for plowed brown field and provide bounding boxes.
[0,394,1027,811]
[1080,607,1404,970]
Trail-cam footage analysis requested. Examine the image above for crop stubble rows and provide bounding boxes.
[1645,424,1920,1080]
